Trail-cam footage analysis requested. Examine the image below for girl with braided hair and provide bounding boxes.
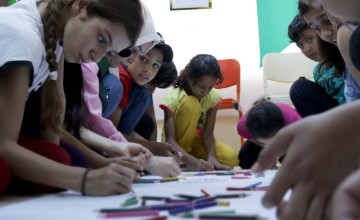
[0,0,145,196]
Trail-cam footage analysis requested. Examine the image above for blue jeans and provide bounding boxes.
[118,84,151,135]
[102,72,123,118]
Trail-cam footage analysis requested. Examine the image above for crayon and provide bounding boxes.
[101,210,159,218]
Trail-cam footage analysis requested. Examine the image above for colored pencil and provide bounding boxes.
[169,201,218,215]
[141,196,171,200]
[201,189,211,197]
[227,182,263,191]
[99,208,150,213]
[178,210,236,218]
[101,210,159,218]
[145,216,168,220]
[198,214,259,220]
[174,194,203,200]
[215,193,249,199]
[231,176,251,179]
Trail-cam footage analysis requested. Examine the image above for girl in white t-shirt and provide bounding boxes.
[0,0,148,196]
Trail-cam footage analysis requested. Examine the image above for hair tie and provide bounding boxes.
[81,168,91,196]
[49,71,58,80]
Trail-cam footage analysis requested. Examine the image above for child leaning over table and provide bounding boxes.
[237,97,301,169]
[160,54,239,171]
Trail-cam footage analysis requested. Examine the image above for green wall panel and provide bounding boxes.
[257,0,298,66]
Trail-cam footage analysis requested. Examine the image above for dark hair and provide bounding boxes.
[63,61,86,138]
[174,54,223,90]
[245,98,285,139]
[298,1,310,16]
[294,3,345,76]
[288,14,309,43]
[41,0,143,134]
[150,61,178,88]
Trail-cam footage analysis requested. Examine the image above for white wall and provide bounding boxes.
[143,0,267,119]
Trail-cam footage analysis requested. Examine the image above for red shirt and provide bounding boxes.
[118,66,133,109]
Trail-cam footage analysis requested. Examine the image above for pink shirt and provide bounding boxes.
[237,102,301,139]
[81,63,127,142]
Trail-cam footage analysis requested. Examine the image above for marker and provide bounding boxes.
[101,210,159,218]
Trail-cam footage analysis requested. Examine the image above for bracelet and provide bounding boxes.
[81,168,91,196]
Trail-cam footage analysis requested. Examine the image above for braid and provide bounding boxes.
[41,0,65,134]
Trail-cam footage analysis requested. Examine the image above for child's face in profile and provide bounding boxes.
[188,75,218,100]
[63,10,131,63]
[296,28,324,62]
[127,48,163,86]
[106,42,156,68]
[302,7,337,45]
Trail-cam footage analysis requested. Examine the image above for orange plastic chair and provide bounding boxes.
[214,59,244,145]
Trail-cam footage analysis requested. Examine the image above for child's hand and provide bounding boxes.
[109,156,144,172]
[146,156,181,177]
[108,142,152,158]
[184,156,213,171]
[208,158,231,170]
[84,163,136,196]
[147,142,181,157]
